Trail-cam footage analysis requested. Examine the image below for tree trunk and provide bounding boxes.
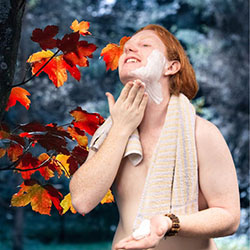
[12,207,24,250]
[0,0,26,121]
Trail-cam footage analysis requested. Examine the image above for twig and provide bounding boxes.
[11,49,60,88]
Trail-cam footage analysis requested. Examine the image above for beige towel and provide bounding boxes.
[89,94,198,229]
[90,117,143,166]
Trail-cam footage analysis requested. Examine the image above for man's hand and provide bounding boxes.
[106,79,148,136]
[114,215,171,250]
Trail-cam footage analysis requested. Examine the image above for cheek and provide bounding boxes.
[118,54,125,68]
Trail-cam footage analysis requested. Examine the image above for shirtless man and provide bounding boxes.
[69,24,240,250]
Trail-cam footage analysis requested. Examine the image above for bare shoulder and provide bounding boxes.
[195,115,226,145]
[196,115,221,136]
[195,115,234,169]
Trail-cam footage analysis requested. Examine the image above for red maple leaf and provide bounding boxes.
[70,107,105,136]
[20,122,70,154]
[71,145,88,165]
[57,32,80,54]
[31,25,59,50]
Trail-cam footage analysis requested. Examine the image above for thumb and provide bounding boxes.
[106,92,115,111]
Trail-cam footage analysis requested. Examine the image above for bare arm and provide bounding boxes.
[69,80,148,215]
[177,116,240,237]
[115,116,241,249]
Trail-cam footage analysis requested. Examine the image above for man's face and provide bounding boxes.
[118,30,167,84]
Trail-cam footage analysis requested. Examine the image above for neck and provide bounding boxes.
[139,89,171,132]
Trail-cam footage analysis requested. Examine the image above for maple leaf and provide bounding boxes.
[63,41,96,67]
[37,153,55,180]
[57,32,80,54]
[70,107,105,136]
[71,145,88,166]
[28,50,68,87]
[55,154,71,178]
[0,124,25,147]
[31,25,59,50]
[101,189,114,204]
[0,148,6,158]
[7,143,23,162]
[70,19,91,36]
[11,179,63,215]
[45,184,63,215]
[67,126,88,147]
[101,36,130,71]
[15,153,55,180]
[60,193,77,214]
[20,122,70,155]
[6,87,31,111]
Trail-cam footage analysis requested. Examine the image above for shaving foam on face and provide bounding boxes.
[130,50,166,104]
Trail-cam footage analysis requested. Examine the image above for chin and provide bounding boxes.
[119,73,138,85]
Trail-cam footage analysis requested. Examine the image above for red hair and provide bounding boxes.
[135,24,198,100]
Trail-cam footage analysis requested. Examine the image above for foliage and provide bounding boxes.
[101,36,130,71]
[0,1,248,248]
[0,19,125,215]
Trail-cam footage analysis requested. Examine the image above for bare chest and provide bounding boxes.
[113,129,162,212]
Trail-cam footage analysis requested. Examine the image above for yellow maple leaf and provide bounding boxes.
[55,154,71,178]
[60,193,77,214]
[27,50,54,63]
[101,189,114,204]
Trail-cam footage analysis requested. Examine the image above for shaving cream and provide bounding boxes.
[132,219,151,240]
[130,49,166,104]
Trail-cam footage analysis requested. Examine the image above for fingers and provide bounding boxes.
[126,80,144,104]
[106,92,115,111]
[117,79,147,109]
[119,81,134,102]
[115,235,157,250]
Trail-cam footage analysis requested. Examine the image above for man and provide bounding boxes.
[69,24,240,250]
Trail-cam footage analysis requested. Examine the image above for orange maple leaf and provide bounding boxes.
[6,87,31,111]
[100,36,130,71]
[7,143,23,162]
[28,50,68,87]
[11,179,63,215]
[101,189,114,204]
[0,148,6,158]
[67,126,88,147]
[60,193,77,214]
[37,153,55,180]
[70,19,91,36]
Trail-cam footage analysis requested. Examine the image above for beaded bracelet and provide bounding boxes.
[164,213,180,238]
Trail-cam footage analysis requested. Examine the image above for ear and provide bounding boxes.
[164,60,181,76]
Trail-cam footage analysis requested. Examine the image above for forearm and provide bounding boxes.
[70,125,130,214]
[176,207,240,238]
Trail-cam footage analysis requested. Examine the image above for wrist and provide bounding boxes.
[164,213,180,238]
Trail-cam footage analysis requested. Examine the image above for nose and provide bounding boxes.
[124,42,138,53]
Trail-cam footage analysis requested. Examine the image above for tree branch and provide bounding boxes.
[11,49,60,88]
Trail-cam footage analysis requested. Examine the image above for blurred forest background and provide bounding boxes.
[0,0,249,249]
